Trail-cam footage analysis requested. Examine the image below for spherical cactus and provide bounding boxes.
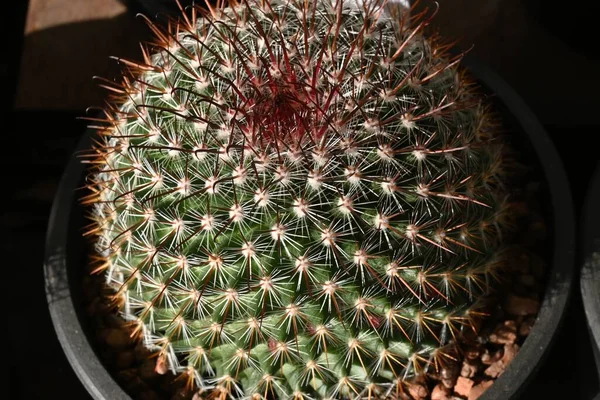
[84,0,515,397]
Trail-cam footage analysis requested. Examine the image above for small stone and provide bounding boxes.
[155,354,169,375]
[519,315,536,336]
[460,361,478,378]
[441,364,460,381]
[397,392,412,400]
[440,363,460,388]
[431,384,451,400]
[468,380,494,400]
[484,361,503,378]
[501,343,520,365]
[454,377,474,398]
[489,320,517,344]
[464,346,481,361]
[483,342,519,378]
[442,379,456,390]
[105,328,130,349]
[407,382,428,399]
[505,294,540,316]
[481,349,503,365]
[115,351,135,370]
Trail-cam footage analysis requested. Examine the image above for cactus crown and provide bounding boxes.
[84,0,513,397]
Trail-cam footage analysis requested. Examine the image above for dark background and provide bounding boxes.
[4,0,600,399]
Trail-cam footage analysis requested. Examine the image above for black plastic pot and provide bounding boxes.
[44,56,574,399]
[582,163,600,383]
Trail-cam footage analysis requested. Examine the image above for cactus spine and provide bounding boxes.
[84,0,514,398]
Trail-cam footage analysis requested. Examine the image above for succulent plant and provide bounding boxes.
[84,0,515,397]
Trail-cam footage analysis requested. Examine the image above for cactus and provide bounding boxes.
[84,0,515,397]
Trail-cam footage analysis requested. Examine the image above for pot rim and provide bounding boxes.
[44,55,575,400]
[581,162,600,376]
[44,129,131,400]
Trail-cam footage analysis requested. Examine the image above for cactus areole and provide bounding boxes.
[84,0,516,397]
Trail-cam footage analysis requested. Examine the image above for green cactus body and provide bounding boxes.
[86,0,511,397]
